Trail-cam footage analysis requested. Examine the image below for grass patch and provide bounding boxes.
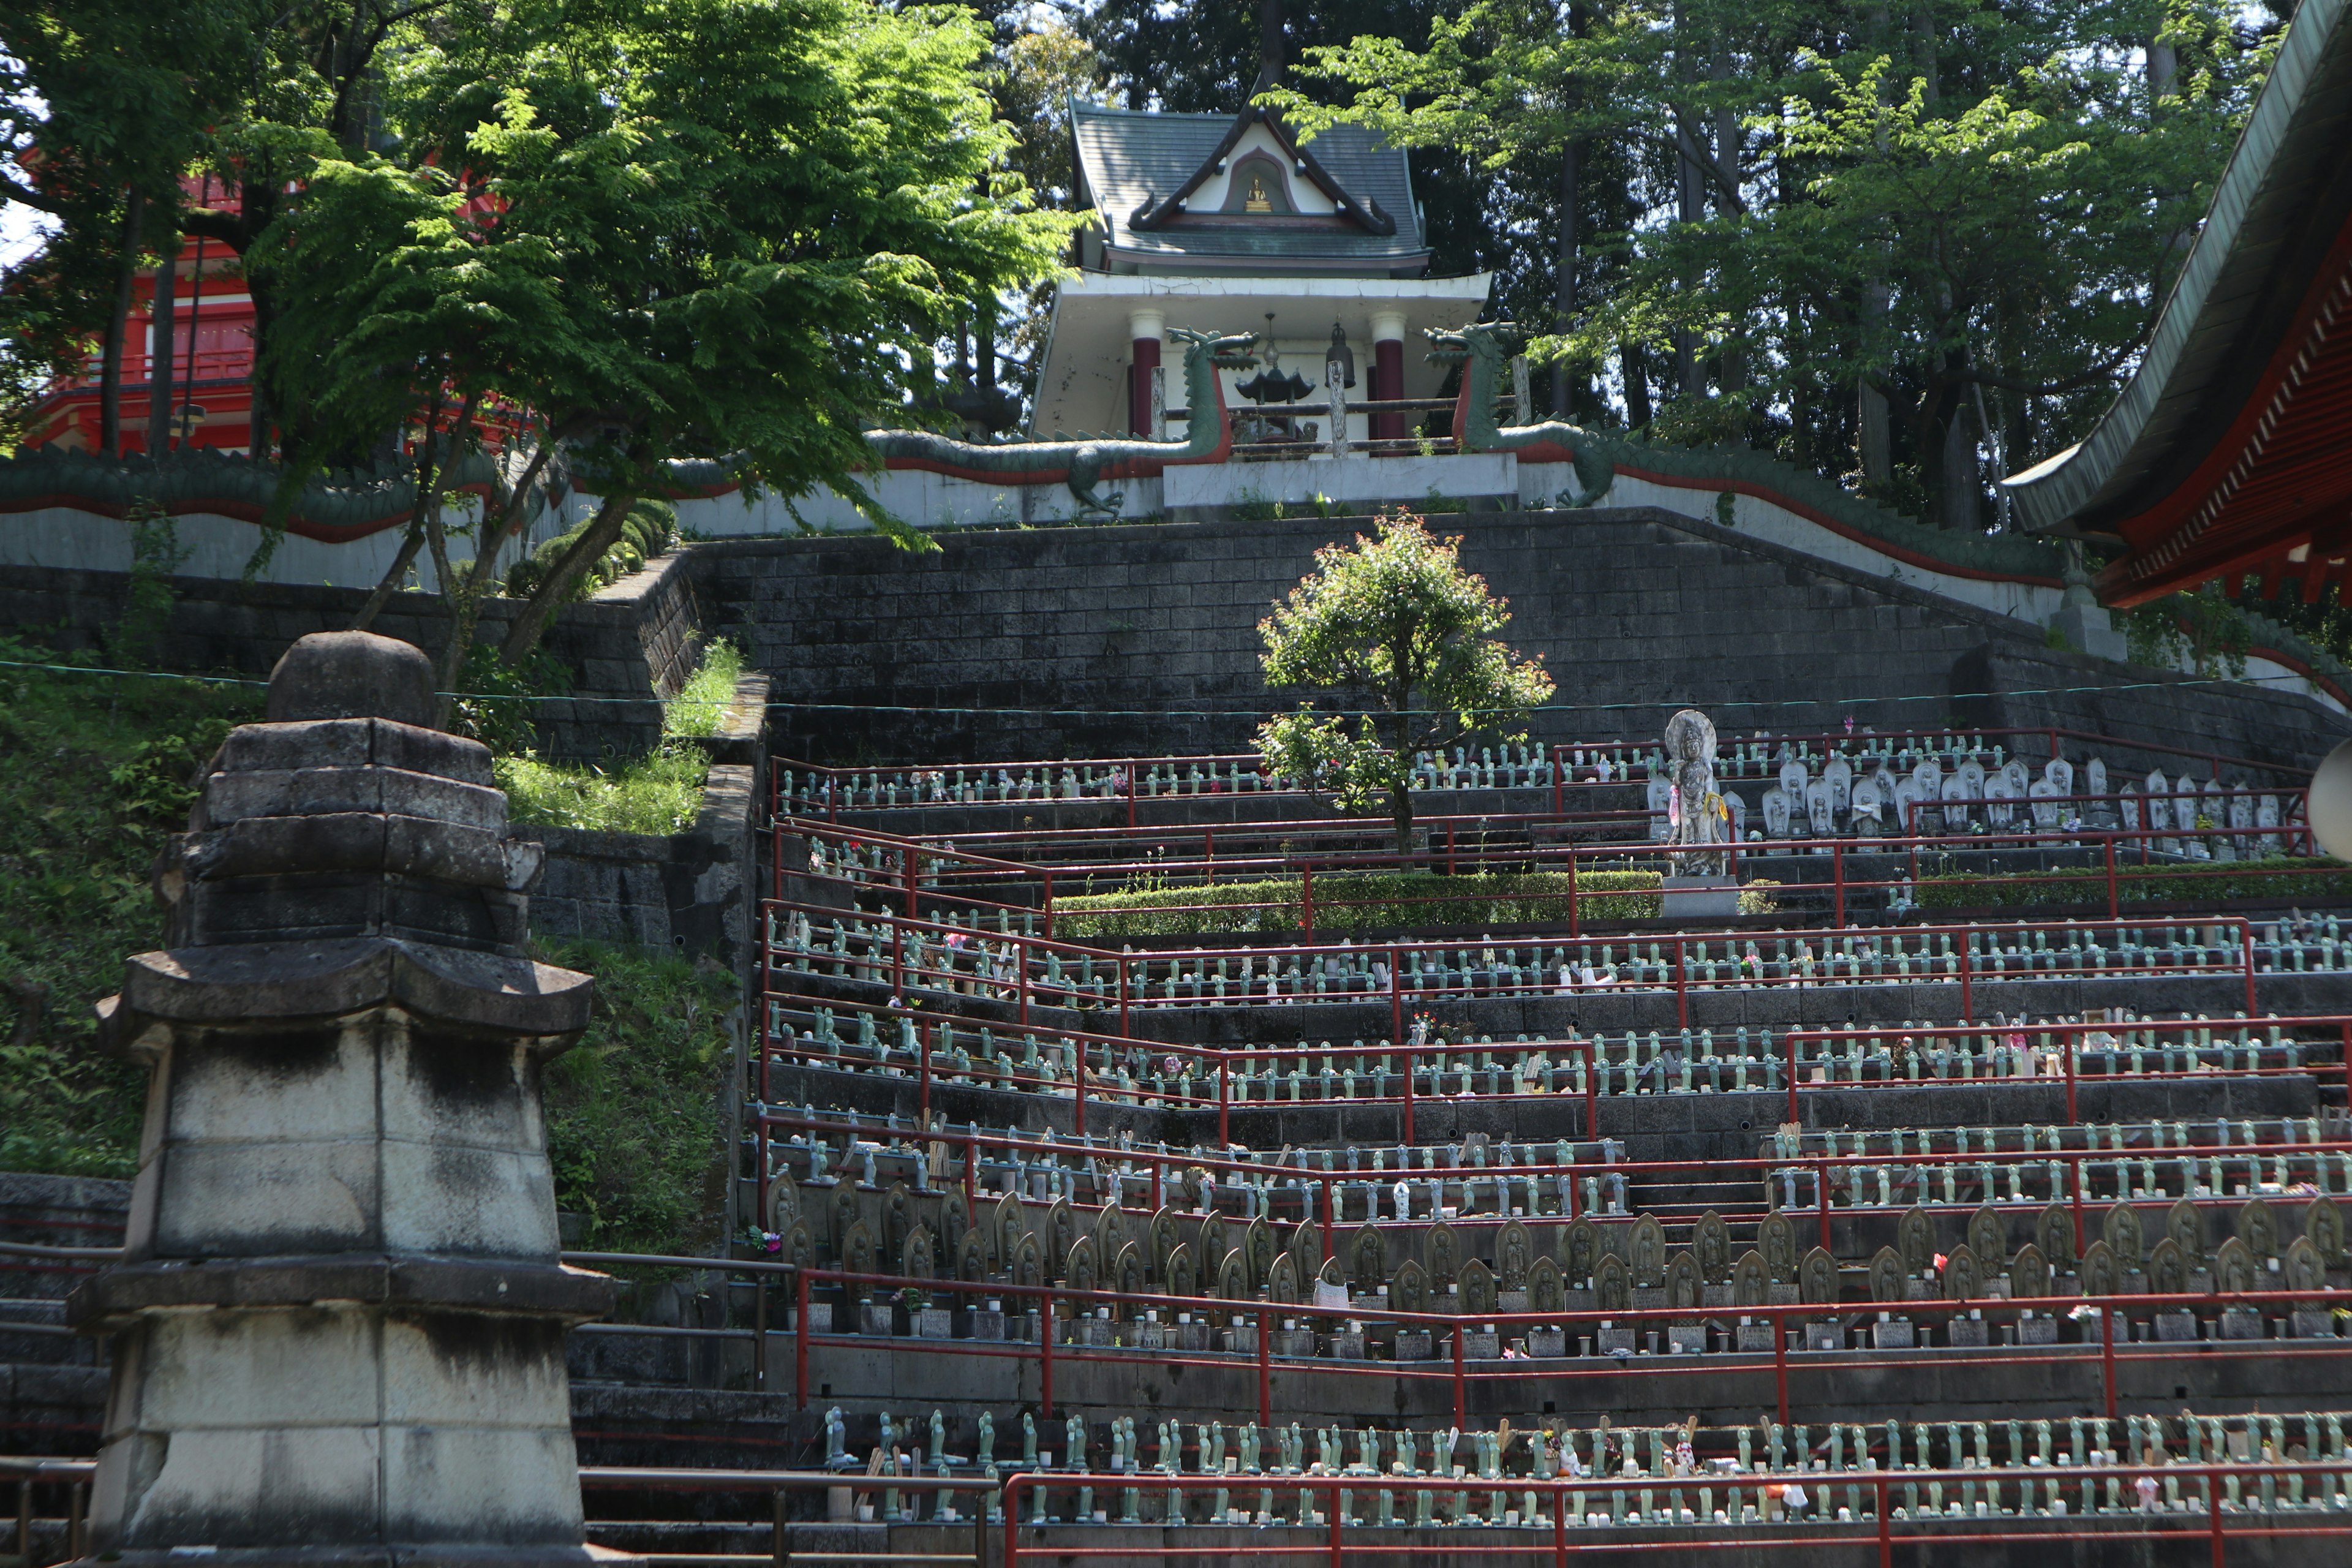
[497,633,736,834]
[497,745,712,835]
[663,638,744,738]
[1916,854,2352,909]
[536,938,737,1259]
[1057,869,1669,937]
[0,638,261,1176]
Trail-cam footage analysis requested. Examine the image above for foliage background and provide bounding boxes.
[0,643,736,1259]
[0,639,254,1175]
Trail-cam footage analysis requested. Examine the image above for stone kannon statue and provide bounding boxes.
[69,633,619,1568]
[1663,708,1729,875]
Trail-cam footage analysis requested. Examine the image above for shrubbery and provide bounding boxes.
[497,745,712,836]
[1057,869,1667,937]
[0,637,739,1227]
[663,638,744,737]
[504,499,678,604]
[0,639,259,1175]
[536,938,736,1258]
[489,635,739,836]
[1917,855,2352,910]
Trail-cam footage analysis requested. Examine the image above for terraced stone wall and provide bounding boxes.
[689,507,2348,769]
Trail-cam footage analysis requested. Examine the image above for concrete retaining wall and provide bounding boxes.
[0,556,692,760]
[690,506,2348,769]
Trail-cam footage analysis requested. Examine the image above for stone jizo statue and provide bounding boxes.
[1663,707,1729,874]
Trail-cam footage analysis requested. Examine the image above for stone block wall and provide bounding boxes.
[0,562,680,760]
[631,553,706,697]
[1956,641,2349,778]
[688,506,2350,769]
[531,761,760,979]
[19,507,2345,774]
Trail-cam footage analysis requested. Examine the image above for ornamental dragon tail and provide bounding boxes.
[0,329,1262,539]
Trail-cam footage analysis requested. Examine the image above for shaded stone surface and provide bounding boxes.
[72,632,622,1568]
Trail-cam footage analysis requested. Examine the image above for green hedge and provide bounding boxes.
[1057,869,1667,937]
[505,498,677,603]
[1917,854,2352,910]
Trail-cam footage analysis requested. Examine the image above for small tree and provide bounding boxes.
[1256,511,1554,857]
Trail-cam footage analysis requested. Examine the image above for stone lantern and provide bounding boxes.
[70,631,623,1568]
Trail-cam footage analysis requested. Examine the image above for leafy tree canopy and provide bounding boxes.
[1273,0,2279,527]
[1257,510,1554,852]
[240,0,1076,688]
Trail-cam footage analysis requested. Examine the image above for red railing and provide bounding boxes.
[846,785,2311,881]
[996,1462,2352,1566]
[49,347,255,394]
[764,897,2267,1043]
[751,1104,1624,1238]
[750,1108,2352,1275]
[772,725,2311,823]
[774,1263,2350,1430]
[1783,1016,2352,1125]
[761,915,2339,1188]
[777,816,2341,959]
[758,971,1645,1146]
[19,1236,2352,1433]
[1020,829,2326,932]
[14,1452,2346,1568]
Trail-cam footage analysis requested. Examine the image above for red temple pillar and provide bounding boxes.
[1129,307,1164,435]
[1371,309,1406,447]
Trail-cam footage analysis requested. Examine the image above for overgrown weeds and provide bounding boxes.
[663,638,744,737]
[497,745,712,836]
[535,938,736,1258]
[0,638,258,1175]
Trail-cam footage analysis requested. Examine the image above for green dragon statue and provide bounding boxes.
[1429,320,2065,585]
[0,439,633,542]
[0,328,1257,540]
[860,326,1259,520]
[1425,322,1618,509]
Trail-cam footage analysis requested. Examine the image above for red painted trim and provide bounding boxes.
[0,481,500,543]
[1524,451,2060,592]
[2099,213,2352,604]
[2247,643,2352,709]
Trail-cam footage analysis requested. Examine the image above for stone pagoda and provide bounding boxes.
[70,631,624,1568]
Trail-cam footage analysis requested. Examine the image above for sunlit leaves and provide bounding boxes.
[1255,511,1554,843]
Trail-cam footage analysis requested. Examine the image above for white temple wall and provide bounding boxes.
[3,454,2343,714]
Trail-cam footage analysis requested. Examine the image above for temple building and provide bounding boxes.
[20,178,257,455]
[1032,99,1490,447]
